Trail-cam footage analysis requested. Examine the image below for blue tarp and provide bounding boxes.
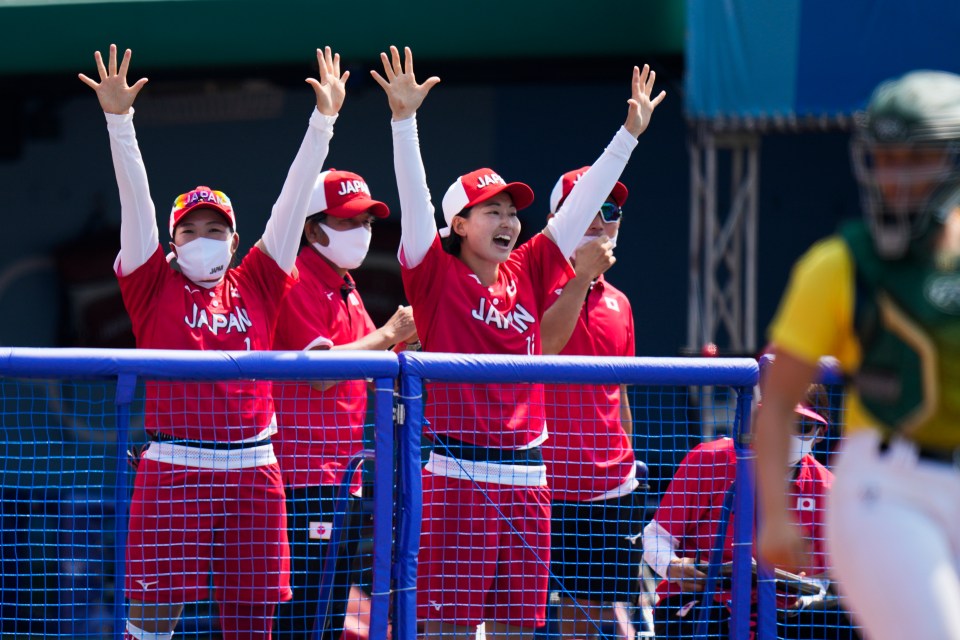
[686,0,960,125]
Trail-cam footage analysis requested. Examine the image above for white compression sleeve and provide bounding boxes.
[545,126,638,259]
[261,109,337,274]
[391,116,437,269]
[642,519,681,580]
[106,109,159,275]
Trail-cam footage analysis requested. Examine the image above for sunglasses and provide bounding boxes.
[599,202,623,223]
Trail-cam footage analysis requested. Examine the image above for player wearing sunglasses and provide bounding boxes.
[539,168,641,639]
[80,44,349,640]
[372,45,665,639]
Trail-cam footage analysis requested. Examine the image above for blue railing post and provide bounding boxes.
[395,360,423,640]
[369,376,396,640]
[732,385,757,640]
[112,372,137,640]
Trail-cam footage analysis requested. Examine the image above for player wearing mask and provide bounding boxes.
[80,44,348,640]
[644,386,858,639]
[273,169,416,639]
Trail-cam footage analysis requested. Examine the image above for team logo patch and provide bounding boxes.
[476,173,506,189]
[309,521,333,540]
[604,296,620,312]
[924,273,960,315]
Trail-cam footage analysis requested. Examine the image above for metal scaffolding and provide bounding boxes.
[687,124,760,355]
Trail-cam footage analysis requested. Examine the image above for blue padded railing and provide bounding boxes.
[0,347,398,640]
[396,352,759,640]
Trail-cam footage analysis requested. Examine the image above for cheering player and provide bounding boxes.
[80,44,348,640]
[272,168,416,639]
[540,168,641,639]
[371,45,664,638]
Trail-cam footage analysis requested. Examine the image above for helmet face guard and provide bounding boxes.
[850,137,959,258]
[852,70,960,259]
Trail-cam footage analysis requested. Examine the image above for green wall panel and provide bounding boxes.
[0,0,684,76]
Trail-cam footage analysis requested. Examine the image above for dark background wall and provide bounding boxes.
[0,1,861,355]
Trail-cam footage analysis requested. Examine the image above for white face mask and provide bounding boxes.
[787,434,815,466]
[575,229,620,253]
[175,237,232,288]
[313,223,372,270]
[575,235,596,251]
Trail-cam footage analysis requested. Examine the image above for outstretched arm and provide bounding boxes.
[544,64,666,258]
[259,46,348,274]
[79,44,156,275]
[370,46,441,269]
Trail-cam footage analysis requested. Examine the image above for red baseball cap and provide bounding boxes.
[169,186,236,237]
[756,402,829,426]
[440,168,534,237]
[549,166,628,215]
[794,404,829,426]
[307,169,390,219]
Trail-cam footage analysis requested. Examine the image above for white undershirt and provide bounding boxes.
[108,108,336,277]
[391,115,638,269]
[642,518,681,579]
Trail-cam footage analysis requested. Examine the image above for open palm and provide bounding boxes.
[624,64,666,137]
[78,44,148,115]
[307,46,349,117]
[370,46,440,121]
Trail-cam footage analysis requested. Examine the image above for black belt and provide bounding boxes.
[879,436,960,467]
[149,432,271,450]
[431,434,544,466]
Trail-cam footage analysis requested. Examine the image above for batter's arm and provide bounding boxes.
[755,347,820,573]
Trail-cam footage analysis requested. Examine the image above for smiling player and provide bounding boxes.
[80,43,349,640]
[371,45,665,639]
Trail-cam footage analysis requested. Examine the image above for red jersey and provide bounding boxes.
[401,233,574,449]
[542,274,637,501]
[116,245,295,442]
[272,247,377,489]
[653,438,832,602]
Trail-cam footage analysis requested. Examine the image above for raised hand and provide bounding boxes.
[306,46,349,117]
[78,44,148,115]
[369,46,440,121]
[624,64,666,138]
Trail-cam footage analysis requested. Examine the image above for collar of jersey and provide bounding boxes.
[299,245,355,292]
